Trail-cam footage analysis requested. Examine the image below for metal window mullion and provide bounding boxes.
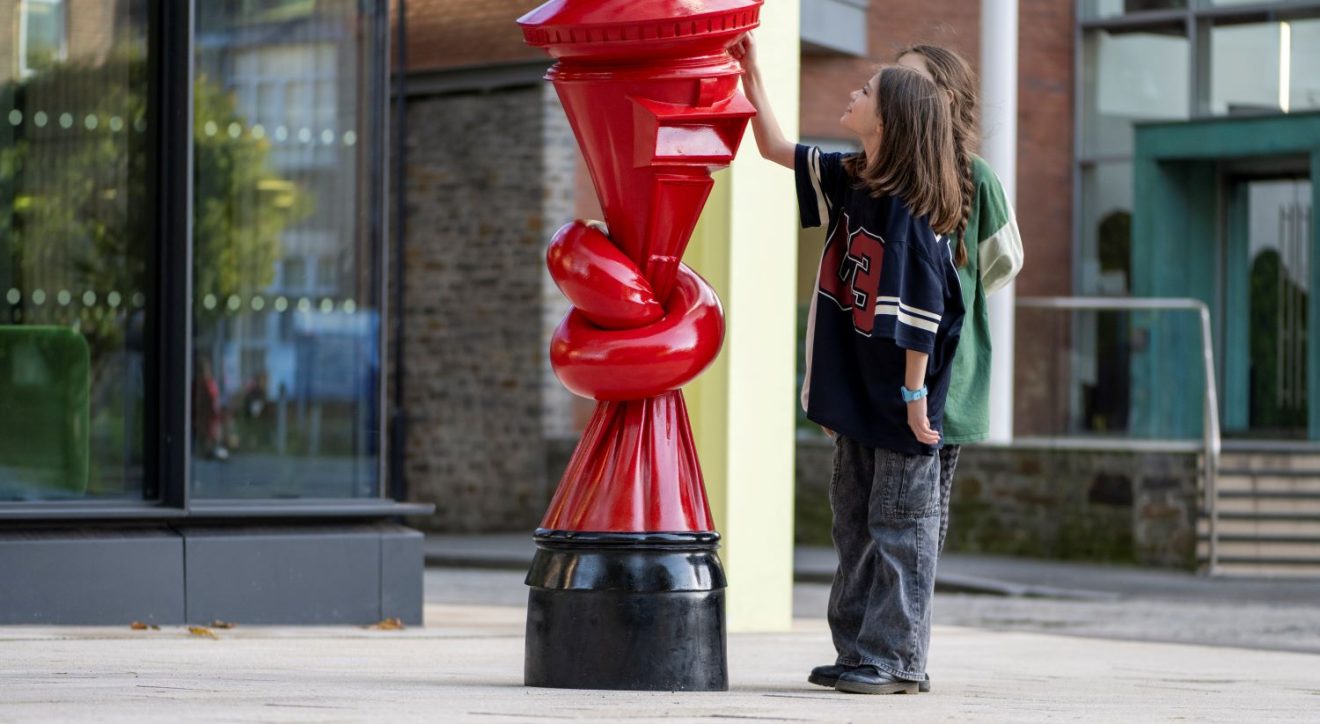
[388,0,409,504]
[154,0,194,512]
[1194,1,1320,23]
[370,0,392,501]
[1189,11,1203,119]
[1079,10,1189,31]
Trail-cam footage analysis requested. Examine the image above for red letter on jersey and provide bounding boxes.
[815,213,885,336]
[846,229,883,334]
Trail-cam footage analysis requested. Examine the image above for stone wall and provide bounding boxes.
[397,83,574,531]
[794,437,1200,569]
[538,87,579,440]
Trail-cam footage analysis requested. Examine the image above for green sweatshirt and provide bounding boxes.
[943,156,1024,444]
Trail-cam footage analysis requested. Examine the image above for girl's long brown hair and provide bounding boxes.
[895,44,979,268]
[842,65,962,245]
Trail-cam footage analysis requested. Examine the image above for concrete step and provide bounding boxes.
[1215,495,1320,515]
[1219,452,1320,473]
[1213,475,1320,494]
[1197,539,1320,561]
[1201,560,1320,578]
[1198,518,1320,538]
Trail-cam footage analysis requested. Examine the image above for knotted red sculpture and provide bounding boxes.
[518,0,761,691]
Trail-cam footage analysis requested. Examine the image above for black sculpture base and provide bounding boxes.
[524,529,728,691]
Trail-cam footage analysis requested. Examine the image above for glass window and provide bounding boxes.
[1,0,152,501]
[1082,27,1190,157]
[192,0,381,499]
[1083,0,1185,19]
[1204,21,1287,115]
[1078,162,1135,297]
[1074,162,1136,435]
[1290,19,1320,112]
[1200,17,1320,115]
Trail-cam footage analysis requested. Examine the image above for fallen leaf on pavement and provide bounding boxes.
[188,626,219,639]
[130,621,160,631]
[210,620,235,629]
[366,617,405,631]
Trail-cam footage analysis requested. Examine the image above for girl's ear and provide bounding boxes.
[944,88,955,108]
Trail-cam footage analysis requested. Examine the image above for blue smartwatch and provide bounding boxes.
[901,385,928,403]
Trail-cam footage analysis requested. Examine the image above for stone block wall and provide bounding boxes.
[794,437,1200,569]
[396,83,575,531]
[538,86,579,440]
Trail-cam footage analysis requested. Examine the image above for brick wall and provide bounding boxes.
[396,83,565,531]
[539,88,579,439]
[1013,0,1076,432]
[394,0,543,72]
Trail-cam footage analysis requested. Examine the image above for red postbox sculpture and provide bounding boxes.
[518,0,761,691]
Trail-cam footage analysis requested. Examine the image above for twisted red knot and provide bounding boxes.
[546,220,724,401]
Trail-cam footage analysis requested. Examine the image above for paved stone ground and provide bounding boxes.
[2,602,1319,723]
[429,568,1320,654]
[2,569,1317,722]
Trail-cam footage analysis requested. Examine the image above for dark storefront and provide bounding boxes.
[0,0,427,624]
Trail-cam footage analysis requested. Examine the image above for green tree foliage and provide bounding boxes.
[0,50,306,359]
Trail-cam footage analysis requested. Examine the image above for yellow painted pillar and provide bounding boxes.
[684,0,800,633]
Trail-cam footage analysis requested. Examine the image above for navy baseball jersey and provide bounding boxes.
[796,144,965,455]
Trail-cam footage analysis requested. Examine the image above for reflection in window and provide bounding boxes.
[1,0,150,501]
[1203,18,1320,116]
[19,0,67,77]
[1078,163,1136,434]
[1082,27,1189,157]
[1289,20,1320,112]
[1207,22,1285,115]
[192,0,381,499]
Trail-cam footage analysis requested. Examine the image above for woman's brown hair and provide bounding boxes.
[842,65,962,245]
[895,44,979,268]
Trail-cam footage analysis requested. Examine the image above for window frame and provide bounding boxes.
[0,0,423,521]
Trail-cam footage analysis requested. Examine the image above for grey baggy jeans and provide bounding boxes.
[827,434,940,681]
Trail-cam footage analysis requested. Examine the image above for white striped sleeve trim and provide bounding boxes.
[876,296,941,324]
[808,147,830,223]
[874,305,941,333]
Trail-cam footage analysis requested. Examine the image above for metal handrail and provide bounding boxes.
[1016,297,1221,574]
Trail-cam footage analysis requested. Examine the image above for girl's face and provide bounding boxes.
[840,71,882,144]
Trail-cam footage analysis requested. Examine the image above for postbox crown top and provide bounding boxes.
[518,0,761,59]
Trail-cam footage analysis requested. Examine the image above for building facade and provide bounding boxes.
[0,0,427,624]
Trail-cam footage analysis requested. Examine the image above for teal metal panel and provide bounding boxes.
[1131,160,1211,439]
[1136,112,1320,161]
[1223,182,1250,432]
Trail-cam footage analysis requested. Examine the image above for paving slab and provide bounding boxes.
[425,533,1320,603]
[2,603,1318,723]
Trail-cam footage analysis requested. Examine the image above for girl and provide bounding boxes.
[895,45,1024,560]
[732,35,964,695]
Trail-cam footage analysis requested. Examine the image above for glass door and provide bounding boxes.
[1226,176,1313,439]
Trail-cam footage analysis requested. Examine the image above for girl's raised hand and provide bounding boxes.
[730,33,758,76]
